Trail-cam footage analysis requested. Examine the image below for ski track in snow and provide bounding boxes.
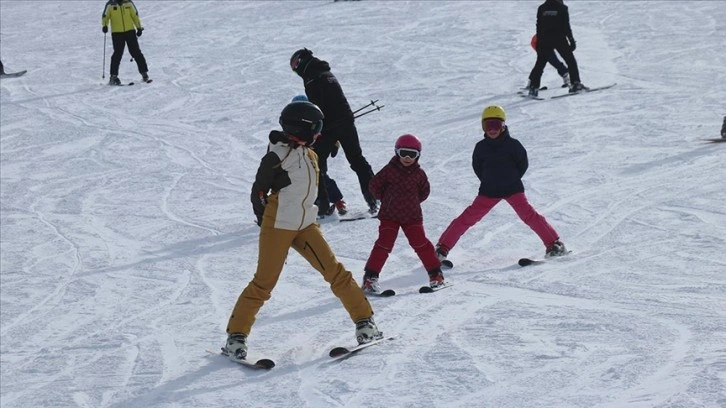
[2,1,725,408]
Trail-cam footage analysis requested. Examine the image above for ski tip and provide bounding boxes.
[378,289,396,297]
[255,359,275,369]
[329,346,350,358]
[441,259,454,270]
[518,258,536,267]
[419,282,452,293]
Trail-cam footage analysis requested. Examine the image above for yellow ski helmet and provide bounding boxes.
[481,105,506,121]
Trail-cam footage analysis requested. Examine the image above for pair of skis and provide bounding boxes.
[107,78,154,87]
[209,335,396,369]
[366,282,453,297]
[520,83,617,100]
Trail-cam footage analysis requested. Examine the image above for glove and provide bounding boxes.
[136,28,143,37]
[330,141,341,158]
[102,26,108,33]
[253,191,267,226]
[569,40,576,52]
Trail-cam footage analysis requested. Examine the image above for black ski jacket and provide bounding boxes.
[472,128,528,198]
[300,58,355,127]
[536,0,575,47]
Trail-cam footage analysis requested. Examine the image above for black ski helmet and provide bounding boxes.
[279,101,324,145]
[290,48,314,74]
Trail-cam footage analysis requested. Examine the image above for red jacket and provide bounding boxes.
[369,156,430,225]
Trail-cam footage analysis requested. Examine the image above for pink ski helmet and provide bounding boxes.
[395,134,422,152]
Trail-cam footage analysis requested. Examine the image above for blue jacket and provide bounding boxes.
[472,127,528,198]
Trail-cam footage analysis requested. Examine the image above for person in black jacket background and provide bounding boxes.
[527,0,586,97]
[435,105,567,266]
[290,48,378,216]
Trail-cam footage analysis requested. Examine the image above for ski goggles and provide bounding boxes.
[290,55,303,71]
[483,119,505,133]
[396,148,420,159]
[302,118,323,136]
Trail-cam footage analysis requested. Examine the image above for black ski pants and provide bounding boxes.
[110,31,148,76]
[529,40,580,89]
[313,121,375,214]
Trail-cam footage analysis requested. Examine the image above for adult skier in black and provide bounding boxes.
[290,48,378,216]
[527,0,587,97]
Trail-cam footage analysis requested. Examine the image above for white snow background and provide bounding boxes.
[1,1,725,407]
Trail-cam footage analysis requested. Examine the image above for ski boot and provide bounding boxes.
[223,333,248,361]
[545,240,568,257]
[361,272,381,295]
[334,199,348,216]
[428,268,446,289]
[435,244,453,269]
[355,316,383,344]
[528,85,539,98]
[108,75,121,86]
[367,199,379,215]
[569,82,588,94]
[561,72,571,88]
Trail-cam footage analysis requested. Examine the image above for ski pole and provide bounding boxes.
[354,104,385,120]
[102,33,107,79]
[352,99,379,115]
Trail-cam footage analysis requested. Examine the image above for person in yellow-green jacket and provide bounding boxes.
[101,0,150,85]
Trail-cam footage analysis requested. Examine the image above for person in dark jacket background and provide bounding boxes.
[528,34,570,89]
[101,0,150,85]
[435,105,567,266]
[290,48,377,216]
[362,134,445,293]
[527,0,586,97]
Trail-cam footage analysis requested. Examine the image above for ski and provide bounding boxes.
[517,85,548,94]
[419,282,453,294]
[0,70,27,78]
[106,82,135,86]
[206,349,275,369]
[702,138,726,143]
[518,258,546,267]
[329,335,394,360]
[550,83,617,99]
[339,210,377,222]
[519,250,572,267]
[367,289,396,297]
[440,259,453,270]
[519,94,545,101]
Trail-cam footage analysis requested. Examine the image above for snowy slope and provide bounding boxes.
[1,1,725,407]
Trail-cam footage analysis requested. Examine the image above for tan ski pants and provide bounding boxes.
[227,223,373,335]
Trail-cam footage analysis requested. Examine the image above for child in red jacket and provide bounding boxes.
[362,134,445,293]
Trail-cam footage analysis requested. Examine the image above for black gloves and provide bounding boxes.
[569,40,576,52]
[253,191,267,226]
[136,28,143,37]
[102,26,108,33]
